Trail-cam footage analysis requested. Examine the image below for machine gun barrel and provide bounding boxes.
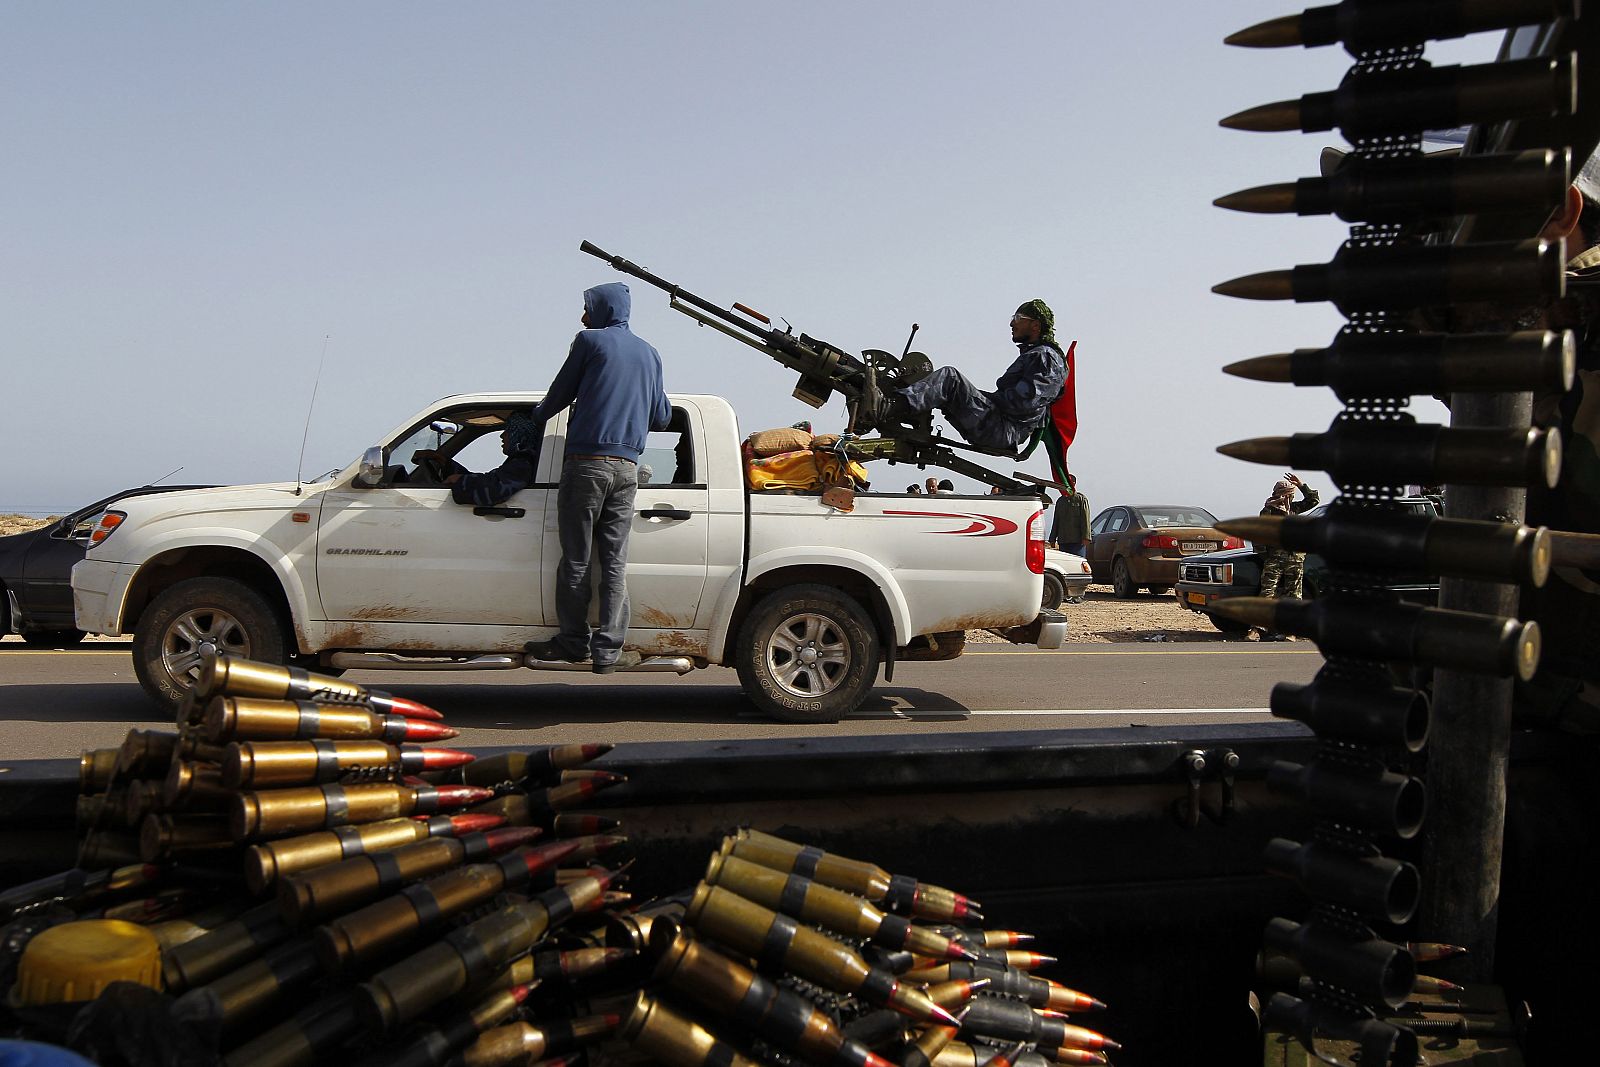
[580,240,865,407]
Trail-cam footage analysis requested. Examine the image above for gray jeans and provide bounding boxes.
[552,456,637,664]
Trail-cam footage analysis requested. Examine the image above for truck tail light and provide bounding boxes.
[88,511,126,547]
[1026,510,1046,574]
[1220,536,1246,549]
[1141,533,1180,550]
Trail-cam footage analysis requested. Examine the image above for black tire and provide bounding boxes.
[1041,572,1067,612]
[1111,557,1138,599]
[1207,612,1250,635]
[133,577,287,711]
[735,584,880,723]
[1146,584,1172,596]
[20,628,86,648]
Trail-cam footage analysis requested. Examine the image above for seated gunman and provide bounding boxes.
[879,299,1069,454]
[425,412,542,507]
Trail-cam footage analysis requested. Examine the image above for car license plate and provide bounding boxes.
[1181,541,1216,553]
[1187,592,1208,605]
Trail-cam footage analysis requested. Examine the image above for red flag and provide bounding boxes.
[1045,341,1078,484]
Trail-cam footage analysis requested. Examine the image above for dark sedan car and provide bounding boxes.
[1085,504,1245,598]
[1174,498,1440,633]
[1,486,208,646]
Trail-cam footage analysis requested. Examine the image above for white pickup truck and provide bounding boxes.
[73,393,1062,722]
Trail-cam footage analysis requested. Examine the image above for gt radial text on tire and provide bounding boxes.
[1112,557,1139,600]
[1041,572,1066,612]
[132,577,287,710]
[735,583,880,724]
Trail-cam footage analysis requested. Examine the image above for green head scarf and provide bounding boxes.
[1015,299,1061,351]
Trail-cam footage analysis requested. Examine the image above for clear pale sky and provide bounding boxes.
[2,3,1499,520]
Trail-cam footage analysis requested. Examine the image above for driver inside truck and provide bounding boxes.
[422,411,543,507]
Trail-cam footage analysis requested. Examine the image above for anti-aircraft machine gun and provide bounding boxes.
[579,240,1057,494]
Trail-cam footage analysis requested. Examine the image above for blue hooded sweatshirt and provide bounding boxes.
[533,282,671,461]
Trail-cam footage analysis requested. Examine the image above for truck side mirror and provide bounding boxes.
[355,446,386,488]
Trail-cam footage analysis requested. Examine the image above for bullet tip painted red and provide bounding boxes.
[435,785,497,808]
[387,696,445,720]
[447,813,508,834]
[419,747,476,770]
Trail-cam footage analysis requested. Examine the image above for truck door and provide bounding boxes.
[540,403,712,643]
[317,407,551,628]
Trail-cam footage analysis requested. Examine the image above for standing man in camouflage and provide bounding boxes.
[1257,473,1319,641]
[877,300,1068,454]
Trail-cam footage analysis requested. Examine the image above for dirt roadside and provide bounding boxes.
[3,515,1241,645]
[0,514,56,537]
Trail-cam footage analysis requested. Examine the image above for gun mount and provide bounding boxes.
[579,240,1057,494]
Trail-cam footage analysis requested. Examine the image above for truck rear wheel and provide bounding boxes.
[736,584,879,724]
[133,577,286,710]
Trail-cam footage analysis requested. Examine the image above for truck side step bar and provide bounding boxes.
[326,652,695,674]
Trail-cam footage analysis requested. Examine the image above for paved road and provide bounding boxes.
[0,638,1322,759]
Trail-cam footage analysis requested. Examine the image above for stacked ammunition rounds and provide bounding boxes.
[205,696,459,745]
[721,828,982,922]
[444,744,616,788]
[315,839,587,973]
[197,651,444,721]
[245,813,506,892]
[36,654,1121,1067]
[1216,2,1580,1052]
[357,868,619,1031]
[703,852,976,961]
[354,981,537,1067]
[223,740,475,788]
[19,654,663,1067]
[277,825,545,926]
[230,780,495,840]
[648,920,894,1067]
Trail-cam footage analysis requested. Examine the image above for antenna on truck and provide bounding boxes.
[294,334,331,497]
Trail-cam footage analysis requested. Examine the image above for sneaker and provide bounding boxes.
[524,638,588,663]
[592,650,642,675]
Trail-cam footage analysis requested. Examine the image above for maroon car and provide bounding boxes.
[1086,504,1244,598]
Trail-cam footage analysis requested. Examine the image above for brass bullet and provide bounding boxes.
[1224,13,1302,48]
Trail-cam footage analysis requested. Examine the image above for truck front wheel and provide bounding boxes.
[736,584,880,724]
[133,577,286,710]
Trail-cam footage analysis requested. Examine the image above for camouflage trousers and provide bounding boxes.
[1259,547,1306,600]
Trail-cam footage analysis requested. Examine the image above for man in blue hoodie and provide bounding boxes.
[524,282,672,674]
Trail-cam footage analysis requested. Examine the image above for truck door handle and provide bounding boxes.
[473,506,525,518]
[639,508,692,521]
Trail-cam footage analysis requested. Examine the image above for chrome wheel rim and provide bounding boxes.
[766,612,851,699]
[162,607,251,684]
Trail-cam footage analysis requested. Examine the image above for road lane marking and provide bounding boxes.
[740,707,1279,720]
[965,647,1320,655]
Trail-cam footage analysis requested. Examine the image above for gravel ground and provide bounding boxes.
[2,515,1238,645]
[969,588,1240,644]
[0,514,55,536]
